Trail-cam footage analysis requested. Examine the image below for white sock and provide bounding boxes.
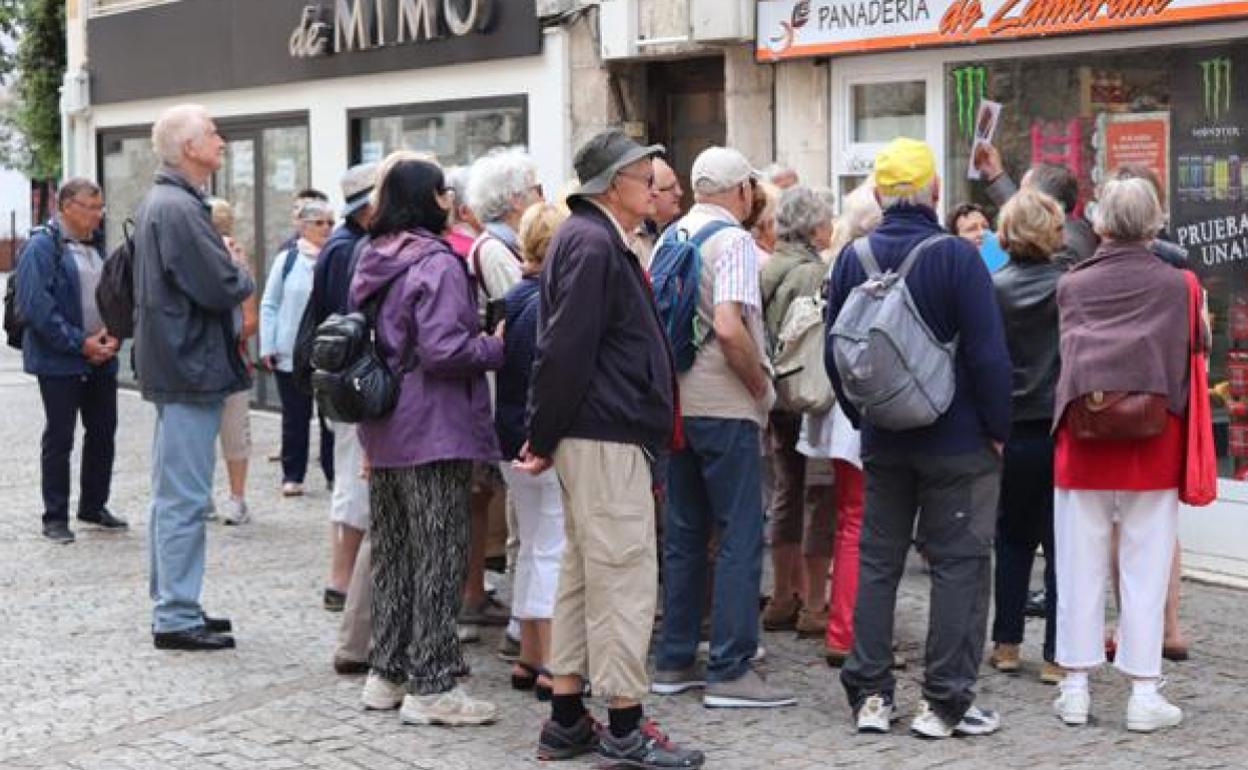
[1063,671,1090,692]
[1132,679,1159,698]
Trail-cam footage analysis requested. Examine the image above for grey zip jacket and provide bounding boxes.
[133,167,254,404]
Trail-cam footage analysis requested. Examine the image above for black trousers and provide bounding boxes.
[992,420,1057,662]
[274,371,333,485]
[38,369,118,525]
[841,444,1000,725]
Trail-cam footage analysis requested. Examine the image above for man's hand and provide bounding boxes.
[991,440,1004,457]
[513,441,553,475]
[223,236,249,270]
[973,142,1004,182]
[81,332,115,365]
[261,354,278,371]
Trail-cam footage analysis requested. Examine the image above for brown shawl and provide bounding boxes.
[1053,241,1189,432]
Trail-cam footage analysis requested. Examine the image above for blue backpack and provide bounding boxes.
[649,220,733,372]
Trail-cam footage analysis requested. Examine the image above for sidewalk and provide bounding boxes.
[0,335,1244,770]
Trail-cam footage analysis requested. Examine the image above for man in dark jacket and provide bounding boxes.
[518,130,703,770]
[134,104,254,652]
[17,178,126,543]
[825,137,1012,739]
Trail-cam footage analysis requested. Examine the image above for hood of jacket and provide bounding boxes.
[350,228,446,308]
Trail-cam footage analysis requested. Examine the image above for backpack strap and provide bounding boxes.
[280,244,300,283]
[896,234,952,279]
[345,235,370,282]
[689,219,735,247]
[852,237,883,278]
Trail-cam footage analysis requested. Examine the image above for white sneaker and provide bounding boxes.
[954,705,1001,736]
[222,497,250,526]
[1053,688,1090,725]
[457,624,481,643]
[855,694,894,733]
[1126,693,1182,733]
[204,500,218,522]
[399,686,498,726]
[361,672,406,710]
[909,700,954,739]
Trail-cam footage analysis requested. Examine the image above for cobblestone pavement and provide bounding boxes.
[1,331,1246,770]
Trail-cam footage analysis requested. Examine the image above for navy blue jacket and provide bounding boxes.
[528,199,675,457]
[309,218,367,324]
[824,205,1012,454]
[15,219,118,377]
[495,275,540,460]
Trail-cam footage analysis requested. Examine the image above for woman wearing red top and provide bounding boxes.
[1051,177,1190,734]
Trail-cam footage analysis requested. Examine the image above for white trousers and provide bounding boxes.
[329,421,369,531]
[500,463,566,620]
[1054,487,1178,678]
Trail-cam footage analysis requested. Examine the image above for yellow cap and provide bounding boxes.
[873,138,936,196]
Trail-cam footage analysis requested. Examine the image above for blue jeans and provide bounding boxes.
[149,400,223,633]
[658,417,763,683]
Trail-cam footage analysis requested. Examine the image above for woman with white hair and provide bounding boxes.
[1051,176,1193,733]
[260,197,336,498]
[465,148,543,305]
[444,165,481,260]
[759,185,836,636]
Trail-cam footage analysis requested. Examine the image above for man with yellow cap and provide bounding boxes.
[823,137,1012,739]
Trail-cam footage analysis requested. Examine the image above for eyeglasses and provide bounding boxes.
[69,198,105,213]
[307,219,334,227]
[617,170,656,189]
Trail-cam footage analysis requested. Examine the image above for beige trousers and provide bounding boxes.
[548,439,658,700]
[335,531,372,664]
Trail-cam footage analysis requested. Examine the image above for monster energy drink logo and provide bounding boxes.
[1201,57,1233,120]
[952,66,986,140]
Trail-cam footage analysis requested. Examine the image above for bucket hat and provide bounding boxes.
[569,129,664,200]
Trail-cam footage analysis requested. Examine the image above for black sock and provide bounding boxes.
[551,694,587,728]
[608,705,644,738]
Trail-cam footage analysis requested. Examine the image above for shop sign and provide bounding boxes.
[756,0,1248,60]
[290,0,495,58]
[1169,48,1248,274]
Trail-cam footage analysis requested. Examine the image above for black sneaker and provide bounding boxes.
[201,612,232,633]
[42,522,75,543]
[537,714,602,761]
[1025,589,1046,618]
[323,588,346,612]
[597,720,704,769]
[78,508,128,529]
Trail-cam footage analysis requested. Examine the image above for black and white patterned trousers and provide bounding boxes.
[369,460,472,695]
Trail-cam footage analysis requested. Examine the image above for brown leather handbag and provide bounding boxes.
[1067,391,1168,441]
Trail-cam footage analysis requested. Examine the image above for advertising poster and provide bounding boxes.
[1169,48,1248,276]
[1103,112,1169,195]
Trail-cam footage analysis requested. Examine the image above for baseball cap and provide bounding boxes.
[691,147,760,194]
[873,138,936,197]
[340,162,379,217]
[570,129,665,200]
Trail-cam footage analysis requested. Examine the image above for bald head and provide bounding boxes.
[652,158,683,228]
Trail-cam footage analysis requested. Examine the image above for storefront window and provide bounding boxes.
[852,81,925,143]
[944,44,1248,480]
[351,96,527,168]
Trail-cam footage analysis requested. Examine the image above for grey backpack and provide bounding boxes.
[829,234,957,431]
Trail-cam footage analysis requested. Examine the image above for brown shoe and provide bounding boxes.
[762,594,802,631]
[795,606,828,638]
[1039,661,1065,684]
[989,643,1021,672]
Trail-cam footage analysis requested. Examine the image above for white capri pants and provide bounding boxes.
[500,463,566,620]
[1054,487,1178,678]
[330,421,369,531]
[218,390,251,462]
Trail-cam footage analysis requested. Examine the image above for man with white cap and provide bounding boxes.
[302,162,378,669]
[518,129,703,770]
[651,146,792,710]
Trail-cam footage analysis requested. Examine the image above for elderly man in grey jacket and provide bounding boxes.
[134,104,254,651]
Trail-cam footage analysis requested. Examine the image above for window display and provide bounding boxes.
[944,43,1248,480]
[351,97,526,168]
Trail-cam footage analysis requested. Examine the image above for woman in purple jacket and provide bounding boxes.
[349,153,506,727]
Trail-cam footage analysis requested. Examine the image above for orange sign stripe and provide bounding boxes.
[756,2,1248,59]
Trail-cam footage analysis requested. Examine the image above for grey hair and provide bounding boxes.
[1094,177,1162,242]
[445,165,472,202]
[151,104,211,166]
[776,185,833,245]
[56,177,101,208]
[877,179,938,212]
[829,180,883,257]
[296,198,334,222]
[467,147,537,224]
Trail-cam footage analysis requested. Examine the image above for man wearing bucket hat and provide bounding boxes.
[824,137,1011,739]
[517,129,704,769]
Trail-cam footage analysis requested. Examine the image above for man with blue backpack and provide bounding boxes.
[650,147,793,709]
[824,137,1012,739]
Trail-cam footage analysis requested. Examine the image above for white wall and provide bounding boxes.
[74,28,572,213]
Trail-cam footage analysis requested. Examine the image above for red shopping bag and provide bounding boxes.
[1181,271,1217,506]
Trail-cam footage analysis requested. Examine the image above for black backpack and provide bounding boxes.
[3,265,24,350]
[310,270,406,424]
[293,236,369,396]
[96,219,136,339]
